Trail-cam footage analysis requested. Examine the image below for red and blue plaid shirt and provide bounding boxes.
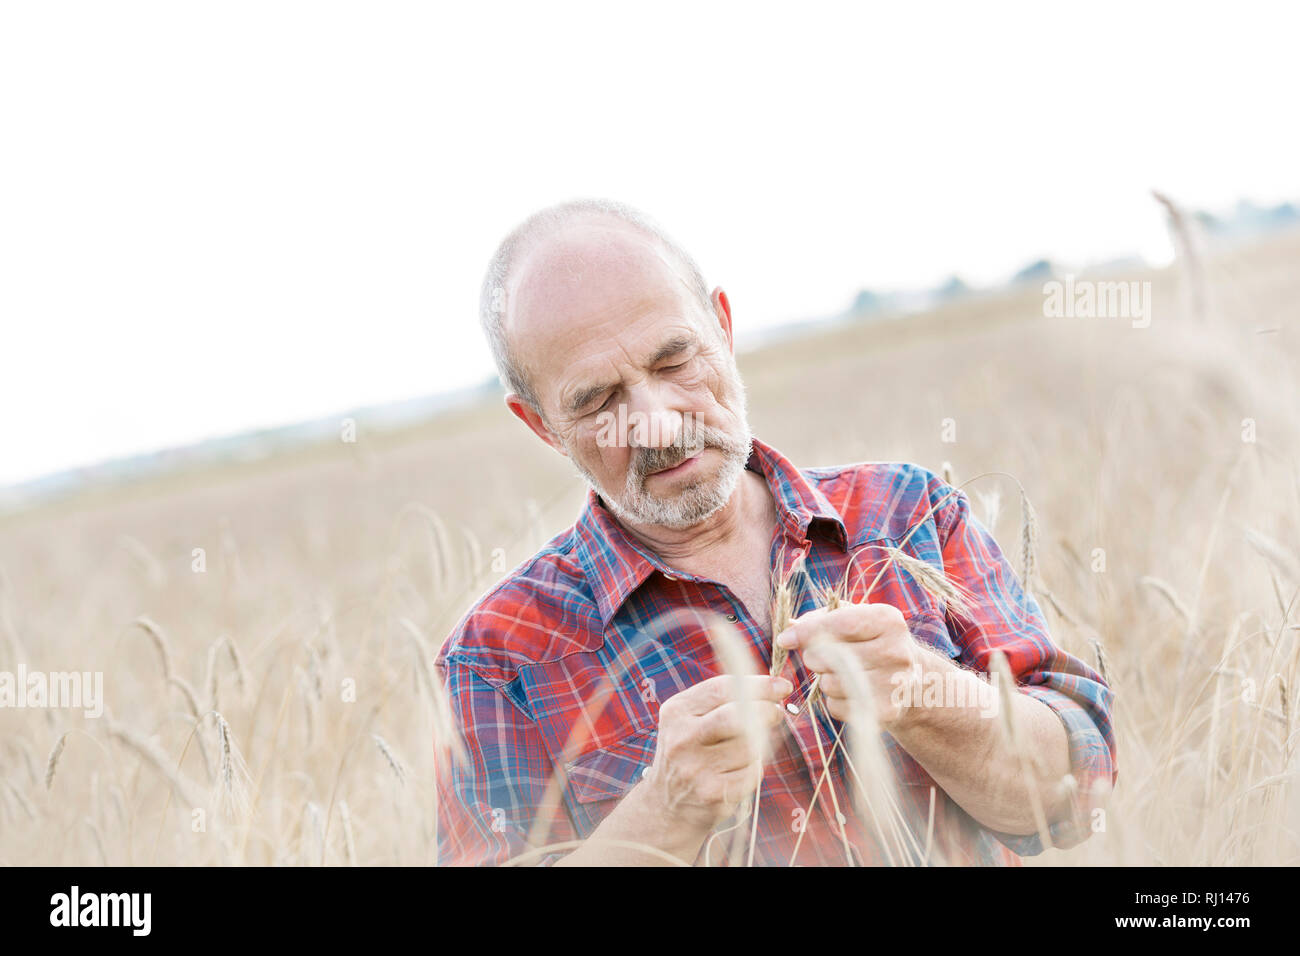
[434,437,1117,865]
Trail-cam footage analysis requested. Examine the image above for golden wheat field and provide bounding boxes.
[2,226,1298,866]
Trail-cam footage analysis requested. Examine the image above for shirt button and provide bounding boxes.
[724,613,739,623]
[641,766,652,780]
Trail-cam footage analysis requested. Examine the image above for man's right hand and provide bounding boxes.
[639,673,792,834]
[554,673,791,866]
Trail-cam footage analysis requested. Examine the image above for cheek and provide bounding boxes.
[678,360,727,406]
[574,426,629,474]
[702,368,744,418]
[694,350,738,397]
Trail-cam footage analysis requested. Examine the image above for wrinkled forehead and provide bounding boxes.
[505,220,704,360]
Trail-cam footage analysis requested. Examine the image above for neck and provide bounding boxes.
[617,467,776,567]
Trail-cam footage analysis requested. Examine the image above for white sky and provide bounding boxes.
[2,1,1296,487]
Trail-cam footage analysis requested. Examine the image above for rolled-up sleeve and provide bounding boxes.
[931,475,1117,856]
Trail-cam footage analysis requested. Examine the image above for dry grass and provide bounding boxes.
[1,223,1298,865]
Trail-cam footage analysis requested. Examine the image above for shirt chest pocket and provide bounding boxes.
[563,728,658,837]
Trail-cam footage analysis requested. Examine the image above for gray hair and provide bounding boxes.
[479,197,713,413]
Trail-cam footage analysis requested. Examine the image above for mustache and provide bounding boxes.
[629,423,738,479]
[634,442,705,477]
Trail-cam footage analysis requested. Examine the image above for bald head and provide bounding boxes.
[479,199,714,414]
[480,200,753,534]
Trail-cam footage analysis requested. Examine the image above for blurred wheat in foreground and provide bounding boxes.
[1,222,1298,866]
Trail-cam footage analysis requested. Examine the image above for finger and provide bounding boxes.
[709,737,772,774]
[696,699,786,745]
[775,607,828,651]
[803,640,882,681]
[821,697,847,723]
[780,603,905,651]
[683,674,793,716]
[715,762,765,807]
[819,603,903,642]
[817,672,845,699]
[802,640,857,675]
[777,607,856,652]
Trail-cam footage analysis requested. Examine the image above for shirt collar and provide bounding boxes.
[573,436,847,627]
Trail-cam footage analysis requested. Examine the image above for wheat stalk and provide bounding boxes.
[133,616,173,681]
[84,816,110,866]
[108,721,205,809]
[976,488,1002,529]
[303,801,324,865]
[703,616,770,867]
[372,734,408,787]
[1019,489,1039,597]
[400,617,469,764]
[45,732,69,791]
[340,800,357,866]
[769,551,809,678]
[2,778,35,821]
[213,711,252,820]
[1152,189,1209,324]
[204,635,249,710]
[881,546,977,619]
[1141,576,1194,625]
[790,539,985,862]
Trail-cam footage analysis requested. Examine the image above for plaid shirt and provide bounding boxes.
[434,437,1117,866]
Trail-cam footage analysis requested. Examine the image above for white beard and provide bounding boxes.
[568,364,754,531]
[598,423,753,530]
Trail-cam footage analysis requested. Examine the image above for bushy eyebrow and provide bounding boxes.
[564,380,614,417]
[562,332,698,416]
[647,332,694,366]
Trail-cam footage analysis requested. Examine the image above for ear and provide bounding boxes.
[710,287,735,353]
[505,392,568,457]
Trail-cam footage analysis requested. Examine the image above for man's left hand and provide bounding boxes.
[775,603,924,730]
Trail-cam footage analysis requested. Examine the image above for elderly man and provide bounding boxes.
[434,198,1116,866]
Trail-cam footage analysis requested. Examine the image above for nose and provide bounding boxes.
[623,383,684,450]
